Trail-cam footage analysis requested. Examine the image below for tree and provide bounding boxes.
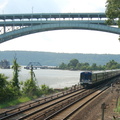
[0,74,17,102]
[91,63,98,70]
[0,74,8,89]
[105,60,120,69]
[11,58,21,89]
[76,63,81,70]
[59,62,67,69]
[68,59,79,69]
[105,0,120,27]
[39,84,54,95]
[105,0,120,40]
[0,74,8,101]
[22,65,40,97]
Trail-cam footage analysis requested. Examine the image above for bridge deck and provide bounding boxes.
[0,20,110,26]
[0,13,106,20]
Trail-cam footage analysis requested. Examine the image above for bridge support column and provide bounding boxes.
[3,26,6,34]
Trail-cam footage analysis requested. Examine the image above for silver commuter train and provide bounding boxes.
[80,70,120,88]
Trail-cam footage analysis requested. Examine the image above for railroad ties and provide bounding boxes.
[0,81,117,120]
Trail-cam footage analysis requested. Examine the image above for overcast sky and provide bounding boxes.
[0,0,120,54]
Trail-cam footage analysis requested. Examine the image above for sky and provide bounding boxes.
[0,0,120,54]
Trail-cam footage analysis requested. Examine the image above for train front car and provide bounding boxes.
[80,72,92,88]
[80,70,120,88]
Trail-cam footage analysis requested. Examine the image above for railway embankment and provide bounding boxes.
[0,78,120,119]
[72,77,120,120]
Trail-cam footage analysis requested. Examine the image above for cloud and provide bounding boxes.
[0,0,9,13]
[61,0,106,13]
[0,0,107,14]
[2,0,62,14]
[1,0,119,54]
[1,29,119,54]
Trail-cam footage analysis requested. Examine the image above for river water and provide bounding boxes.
[0,67,82,89]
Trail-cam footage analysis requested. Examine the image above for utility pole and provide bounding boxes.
[116,89,120,107]
[101,103,106,120]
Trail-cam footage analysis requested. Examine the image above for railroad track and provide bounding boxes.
[44,85,109,120]
[0,81,114,120]
[0,85,84,120]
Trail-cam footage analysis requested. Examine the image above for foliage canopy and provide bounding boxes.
[11,58,21,89]
[105,0,120,27]
[59,59,120,70]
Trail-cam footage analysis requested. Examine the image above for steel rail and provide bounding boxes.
[10,79,115,120]
[0,86,84,120]
[0,85,82,117]
[44,85,110,120]
[19,85,103,120]
[17,88,88,120]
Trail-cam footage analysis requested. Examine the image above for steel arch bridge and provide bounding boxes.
[0,12,119,43]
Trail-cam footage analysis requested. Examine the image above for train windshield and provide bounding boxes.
[80,72,92,81]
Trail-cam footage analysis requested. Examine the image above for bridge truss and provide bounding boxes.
[24,62,42,69]
[0,12,119,43]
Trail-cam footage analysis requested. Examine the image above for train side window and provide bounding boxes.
[92,74,96,81]
[97,73,103,81]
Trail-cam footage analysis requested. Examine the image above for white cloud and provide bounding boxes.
[0,0,8,13]
[2,0,62,14]
[61,0,106,13]
[0,0,107,14]
[1,30,120,54]
[0,0,120,54]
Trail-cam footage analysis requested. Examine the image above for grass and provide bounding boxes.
[114,98,120,120]
[0,96,32,109]
[0,87,65,109]
[115,98,120,113]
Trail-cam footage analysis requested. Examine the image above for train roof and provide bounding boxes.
[80,69,120,74]
[80,71,92,74]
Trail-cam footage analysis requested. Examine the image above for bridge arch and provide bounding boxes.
[0,22,120,43]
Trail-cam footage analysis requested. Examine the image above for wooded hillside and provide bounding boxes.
[0,51,120,66]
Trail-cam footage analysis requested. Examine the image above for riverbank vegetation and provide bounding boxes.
[1,58,120,109]
[0,58,55,108]
[59,59,120,70]
[115,99,120,113]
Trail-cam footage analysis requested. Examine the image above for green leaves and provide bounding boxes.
[0,74,8,88]
[106,0,120,27]
[11,58,21,89]
[59,59,120,70]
